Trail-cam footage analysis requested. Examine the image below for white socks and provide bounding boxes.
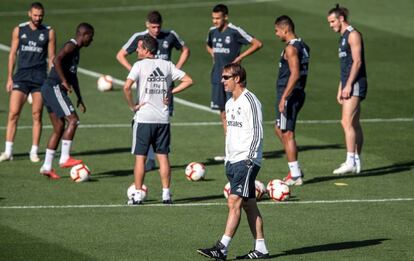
[30,145,38,155]
[42,149,56,171]
[346,152,355,166]
[220,235,232,255]
[5,141,13,155]
[288,161,301,178]
[162,188,171,201]
[255,238,268,254]
[59,139,72,164]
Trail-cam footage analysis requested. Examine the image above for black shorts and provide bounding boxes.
[226,160,260,199]
[276,89,305,132]
[211,82,232,111]
[12,81,42,95]
[41,82,75,118]
[132,122,170,155]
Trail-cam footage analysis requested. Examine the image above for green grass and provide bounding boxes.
[1,0,414,260]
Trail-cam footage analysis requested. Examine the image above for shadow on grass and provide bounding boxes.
[174,194,225,203]
[265,238,390,259]
[0,224,98,260]
[305,160,414,185]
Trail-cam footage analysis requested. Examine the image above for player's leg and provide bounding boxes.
[333,96,360,174]
[154,123,173,203]
[29,91,43,162]
[156,153,172,203]
[40,112,64,179]
[59,113,82,168]
[0,90,26,162]
[353,102,363,173]
[133,155,147,202]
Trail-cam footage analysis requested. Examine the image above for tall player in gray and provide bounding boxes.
[207,4,262,161]
[197,64,269,260]
[328,5,367,175]
[124,35,193,205]
[1,2,56,163]
[117,10,190,171]
[274,16,310,186]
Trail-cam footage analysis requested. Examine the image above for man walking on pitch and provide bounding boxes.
[39,23,94,179]
[123,35,193,205]
[206,4,262,161]
[197,64,269,260]
[117,10,190,171]
[327,5,367,175]
[1,2,56,163]
[274,15,310,186]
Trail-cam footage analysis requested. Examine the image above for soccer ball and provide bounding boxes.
[223,181,267,200]
[97,75,113,92]
[127,183,148,202]
[70,164,91,182]
[266,179,290,201]
[185,162,206,181]
[255,180,267,200]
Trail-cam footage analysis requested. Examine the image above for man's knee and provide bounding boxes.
[67,116,80,128]
[282,130,295,141]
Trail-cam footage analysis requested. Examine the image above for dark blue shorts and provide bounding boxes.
[41,82,75,118]
[12,81,42,95]
[226,160,260,199]
[211,82,232,111]
[347,78,367,101]
[276,89,305,132]
[131,122,170,155]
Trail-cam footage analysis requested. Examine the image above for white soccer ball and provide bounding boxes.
[266,179,290,201]
[185,162,206,181]
[70,164,91,182]
[97,75,113,92]
[223,181,267,200]
[27,93,33,104]
[127,183,148,201]
[255,180,267,200]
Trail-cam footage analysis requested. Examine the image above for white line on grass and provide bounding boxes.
[1,118,413,130]
[0,0,279,16]
[0,198,412,209]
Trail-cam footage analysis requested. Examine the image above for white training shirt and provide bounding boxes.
[225,89,263,166]
[127,58,185,123]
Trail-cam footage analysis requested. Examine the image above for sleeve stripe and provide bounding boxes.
[245,92,261,159]
[228,23,253,43]
[122,31,147,50]
[170,30,185,47]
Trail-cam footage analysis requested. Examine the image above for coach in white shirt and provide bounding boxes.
[197,64,269,260]
[123,35,193,205]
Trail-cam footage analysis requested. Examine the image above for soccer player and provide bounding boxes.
[39,23,94,179]
[206,4,262,161]
[0,2,56,163]
[116,10,190,171]
[197,64,269,260]
[274,15,310,186]
[124,35,193,205]
[327,5,367,175]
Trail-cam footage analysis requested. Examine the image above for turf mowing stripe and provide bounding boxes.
[1,198,412,209]
[1,118,413,130]
[0,0,280,16]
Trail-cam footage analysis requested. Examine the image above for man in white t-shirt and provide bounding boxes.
[197,64,269,260]
[123,35,193,205]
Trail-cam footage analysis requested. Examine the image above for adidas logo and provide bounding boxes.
[21,34,27,39]
[147,67,167,82]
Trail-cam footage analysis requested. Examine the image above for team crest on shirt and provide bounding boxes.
[21,34,27,39]
[162,40,169,49]
[342,38,346,46]
[237,107,241,115]
[39,33,45,41]
[225,36,231,44]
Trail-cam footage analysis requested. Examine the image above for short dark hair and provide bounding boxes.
[142,35,158,55]
[213,4,228,15]
[76,23,94,34]
[30,2,44,10]
[275,15,295,33]
[223,63,246,86]
[147,10,162,24]
[328,4,349,21]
